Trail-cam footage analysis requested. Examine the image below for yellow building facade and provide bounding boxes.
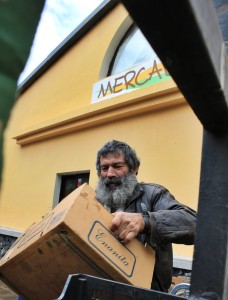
[0,2,202,267]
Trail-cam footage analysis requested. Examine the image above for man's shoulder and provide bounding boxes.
[136,183,168,209]
[139,182,166,190]
[138,182,167,197]
[138,183,176,203]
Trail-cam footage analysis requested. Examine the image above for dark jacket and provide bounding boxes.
[123,183,197,292]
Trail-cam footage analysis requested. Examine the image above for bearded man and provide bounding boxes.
[96,140,196,292]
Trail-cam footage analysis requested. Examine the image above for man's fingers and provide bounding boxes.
[123,231,137,244]
[113,223,127,237]
[110,212,122,232]
[119,230,137,244]
[110,212,145,243]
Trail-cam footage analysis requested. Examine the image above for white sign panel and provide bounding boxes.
[92,59,171,104]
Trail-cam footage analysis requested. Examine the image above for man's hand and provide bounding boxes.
[110,212,145,244]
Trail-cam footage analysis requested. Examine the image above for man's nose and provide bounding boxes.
[107,166,115,177]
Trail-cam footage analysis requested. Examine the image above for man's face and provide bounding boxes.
[96,152,138,212]
[100,153,129,188]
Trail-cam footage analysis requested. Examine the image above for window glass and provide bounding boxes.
[59,172,90,202]
[110,26,158,75]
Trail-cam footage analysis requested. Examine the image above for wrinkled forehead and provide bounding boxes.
[100,150,125,162]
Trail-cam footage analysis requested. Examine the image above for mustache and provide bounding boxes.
[102,177,122,186]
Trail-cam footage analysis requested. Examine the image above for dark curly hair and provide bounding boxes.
[96,140,140,175]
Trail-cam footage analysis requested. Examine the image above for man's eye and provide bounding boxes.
[101,167,108,172]
[115,165,124,169]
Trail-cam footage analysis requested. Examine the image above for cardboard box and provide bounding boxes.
[0,184,155,300]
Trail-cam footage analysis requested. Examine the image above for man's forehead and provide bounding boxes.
[100,152,125,162]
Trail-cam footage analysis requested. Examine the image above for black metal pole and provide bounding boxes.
[118,1,228,299]
[190,131,228,299]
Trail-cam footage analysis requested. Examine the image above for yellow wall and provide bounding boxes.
[0,4,202,259]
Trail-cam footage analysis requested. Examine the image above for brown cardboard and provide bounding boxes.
[0,183,155,300]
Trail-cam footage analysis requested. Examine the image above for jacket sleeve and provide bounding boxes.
[145,185,197,249]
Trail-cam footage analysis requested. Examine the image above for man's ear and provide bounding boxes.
[131,169,138,175]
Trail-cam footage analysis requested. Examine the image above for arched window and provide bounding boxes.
[108,25,158,76]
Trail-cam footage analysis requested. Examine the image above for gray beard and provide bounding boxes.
[95,174,138,212]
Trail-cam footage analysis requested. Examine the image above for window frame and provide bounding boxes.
[53,170,90,207]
